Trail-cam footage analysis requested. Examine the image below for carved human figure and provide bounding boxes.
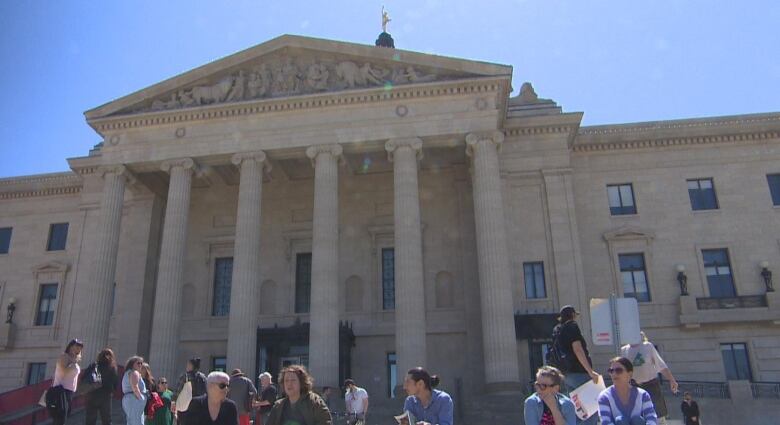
[393,66,436,84]
[247,64,271,98]
[225,70,246,102]
[305,62,330,91]
[361,63,387,85]
[178,89,195,107]
[382,6,391,32]
[151,92,180,110]
[272,57,300,94]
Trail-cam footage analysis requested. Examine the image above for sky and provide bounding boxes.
[1,0,778,177]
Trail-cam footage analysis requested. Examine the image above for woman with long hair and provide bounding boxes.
[597,357,658,425]
[122,356,147,425]
[85,348,119,425]
[265,365,331,425]
[402,367,453,425]
[47,338,84,425]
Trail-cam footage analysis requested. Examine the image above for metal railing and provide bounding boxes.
[751,382,780,399]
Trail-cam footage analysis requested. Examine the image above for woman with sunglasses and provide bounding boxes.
[597,357,658,425]
[182,371,239,425]
[122,356,147,425]
[524,366,576,425]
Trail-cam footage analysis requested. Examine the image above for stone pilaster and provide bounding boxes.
[305,144,342,388]
[81,165,133,352]
[149,158,196,380]
[385,138,427,383]
[466,131,521,390]
[226,152,269,375]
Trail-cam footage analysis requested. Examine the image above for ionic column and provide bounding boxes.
[227,152,269,374]
[149,158,197,380]
[466,131,520,390]
[385,138,427,384]
[305,144,342,388]
[82,165,133,352]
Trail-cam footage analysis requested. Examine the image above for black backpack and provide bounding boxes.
[78,363,103,394]
[546,325,575,372]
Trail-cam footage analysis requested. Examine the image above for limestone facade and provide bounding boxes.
[1,36,779,399]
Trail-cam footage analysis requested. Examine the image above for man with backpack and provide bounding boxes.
[547,305,601,425]
[227,369,257,425]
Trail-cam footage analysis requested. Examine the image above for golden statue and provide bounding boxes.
[382,6,391,33]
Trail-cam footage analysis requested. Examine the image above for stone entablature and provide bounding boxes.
[0,172,83,200]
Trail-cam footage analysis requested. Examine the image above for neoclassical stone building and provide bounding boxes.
[1,35,779,401]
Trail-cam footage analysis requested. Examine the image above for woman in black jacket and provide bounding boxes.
[85,348,119,425]
[680,392,701,425]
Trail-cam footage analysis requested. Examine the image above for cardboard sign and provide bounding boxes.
[569,375,607,420]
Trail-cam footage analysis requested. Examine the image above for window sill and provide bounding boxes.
[691,209,721,215]
[609,213,639,219]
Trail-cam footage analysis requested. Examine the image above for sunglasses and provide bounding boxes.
[607,367,626,375]
[534,382,555,390]
[217,383,229,390]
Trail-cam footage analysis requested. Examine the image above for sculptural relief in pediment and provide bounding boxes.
[122,49,476,115]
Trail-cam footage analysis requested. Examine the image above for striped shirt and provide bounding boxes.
[597,386,657,425]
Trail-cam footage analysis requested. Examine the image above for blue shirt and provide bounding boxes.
[403,390,453,425]
[524,392,577,425]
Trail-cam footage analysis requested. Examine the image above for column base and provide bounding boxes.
[483,381,524,394]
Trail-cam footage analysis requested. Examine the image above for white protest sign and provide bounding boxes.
[589,297,642,346]
[569,375,607,420]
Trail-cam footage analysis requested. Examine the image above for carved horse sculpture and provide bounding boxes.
[190,76,235,105]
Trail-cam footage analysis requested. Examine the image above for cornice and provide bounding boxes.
[505,125,577,137]
[0,186,82,200]
[573,131,780,153]
[0,172,83,200]
[87,77,506,134]
[579,113,780,136]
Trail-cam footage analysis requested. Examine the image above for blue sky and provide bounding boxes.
[1,0,778,177]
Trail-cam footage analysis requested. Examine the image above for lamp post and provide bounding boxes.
[5,297,16,324]
[760,261,774,292]
[676,264,689,296]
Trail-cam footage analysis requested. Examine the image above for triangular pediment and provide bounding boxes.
[85,35,512,120]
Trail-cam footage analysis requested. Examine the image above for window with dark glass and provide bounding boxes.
[0,227,12,254]
[295,253,312,313]
[687,178,719,210]
[35,284,58,326]
[767,174,780,206]
[702,249,736,298]
[387,352,397,398]
[382,248,395,310]
[721,343,752,381]
[523,262,546,299]
[47,223,69,251]
[27,363,47,385]
[211,357,227,373]
[211,257,233,316]
[607,184,637,215]
[619,253,651,302]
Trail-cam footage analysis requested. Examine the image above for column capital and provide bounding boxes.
[465,130,505,156]
[98,164,136,184]
[305,144,343,167]
[160,158,201,175]
[231,151,271,172]
[385,137,423,162]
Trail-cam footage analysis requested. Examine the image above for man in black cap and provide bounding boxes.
[227,369,256,425]
[549,305,600,424]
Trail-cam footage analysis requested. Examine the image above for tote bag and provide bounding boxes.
[176,379,193,412]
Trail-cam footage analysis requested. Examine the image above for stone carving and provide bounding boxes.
[131,54,466,114]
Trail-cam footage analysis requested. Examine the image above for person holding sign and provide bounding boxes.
[524,366,577,425]
[597,357,658,425]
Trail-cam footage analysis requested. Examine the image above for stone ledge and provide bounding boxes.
[679,292,780,327]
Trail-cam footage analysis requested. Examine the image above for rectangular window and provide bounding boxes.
[523,262,546,299]
[46,223,69,251]
[607,184,637,215]
[382,248,395,310]
[721,343,752,381]
[295,253,312,314]
[212,257,233,316]
[387,352,397,398]
[35,284,58,326]
[27,363,47,385]
[767,174,780,206]
[211,357,227,373]
[702,249,736,298]
[687,178,719,211]
[619,253,651,302]
[0,227,12,254]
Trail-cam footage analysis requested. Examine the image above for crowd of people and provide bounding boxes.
[41,304,701,425]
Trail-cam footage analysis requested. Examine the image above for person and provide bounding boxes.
[226,369,257,425]
[265,365,331,425]
[551,305,601,424]
[174,357,208,421]
[141,363,155,393]
[85,348,120,425]
[182,372,239,425]
[122,356,148,425]
[321,386,335,413]
[252,372,278,425]
[524,366,577,425]
[680,392,700,425]
[620,332,678,423]
[343,379,368,425]
[47,338,84,425]
[147,378,174,425]
[597,357,658,425]
[402,367,453,425]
